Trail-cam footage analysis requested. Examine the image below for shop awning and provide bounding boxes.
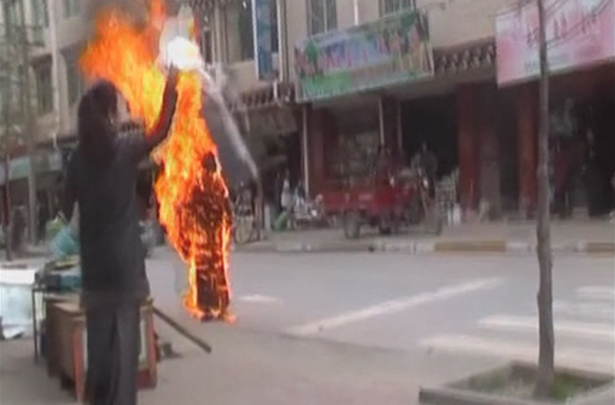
[432,40,496,77]
[227,81,296,112]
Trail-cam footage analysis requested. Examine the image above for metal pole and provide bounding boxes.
[4,155,13,261]
[353,0,360,25]
[301,105,309,196]
[48,0,62,132]
[19,0,38,244]
[275,0,288,81]
[1,27,14,261]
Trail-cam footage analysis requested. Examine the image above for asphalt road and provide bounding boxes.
[2,249,613,405]
[147,249,615,374]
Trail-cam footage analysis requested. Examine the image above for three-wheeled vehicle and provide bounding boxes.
[321,150,443,239]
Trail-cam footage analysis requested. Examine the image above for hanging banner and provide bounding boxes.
[252,0,276,81]
[294,9,434,102]
[496,0,615,85]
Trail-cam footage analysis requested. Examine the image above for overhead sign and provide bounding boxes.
[496,0,615,85]
[252,0,276,81]
[294,9,434,102]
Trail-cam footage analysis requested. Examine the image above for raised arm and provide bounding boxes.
[143,66,179,153]
[127,67,179,161]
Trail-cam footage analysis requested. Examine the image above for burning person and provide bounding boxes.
[177,151,234,322]
[63,68,178,405]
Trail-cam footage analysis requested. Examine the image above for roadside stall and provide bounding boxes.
[8,215,159,403]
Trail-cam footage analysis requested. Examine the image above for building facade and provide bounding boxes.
[1,0,612,222]
[190,0,614,218]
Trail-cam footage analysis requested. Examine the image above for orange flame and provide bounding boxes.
[79,0,233,322]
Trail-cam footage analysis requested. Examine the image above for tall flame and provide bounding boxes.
[79,0,233,321]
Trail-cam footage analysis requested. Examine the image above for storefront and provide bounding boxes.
[296,10,504,221]
[296,8,434,196]
[496,0,615,217]
[225,82,300,209]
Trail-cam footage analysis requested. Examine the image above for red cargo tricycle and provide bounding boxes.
[321,152,443,239]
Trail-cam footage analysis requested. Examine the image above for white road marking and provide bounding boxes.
[553,300,614,320]
[478,315,614,341]
[286,277,503,336]
[419,334,614,373]
[237,294,280,303]
[577,286,615,301]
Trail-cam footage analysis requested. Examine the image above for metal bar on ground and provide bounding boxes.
[152,306,213,353]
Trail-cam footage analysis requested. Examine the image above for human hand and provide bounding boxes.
[163,65,179,106]
[167,64,179,88]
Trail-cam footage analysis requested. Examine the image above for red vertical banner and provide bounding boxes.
[457,85,480,213]
[517,83,538,215]
[381,96,400,152]
[307,107,326,196]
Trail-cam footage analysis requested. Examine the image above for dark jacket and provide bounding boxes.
[64,83,177,308]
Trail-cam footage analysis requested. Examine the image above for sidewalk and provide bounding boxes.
[237,220,615,255]
[0,305,488,405]
[2,302,613,405]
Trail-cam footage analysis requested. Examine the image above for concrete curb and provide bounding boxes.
[235,239,614,255]
[418,362,615,405]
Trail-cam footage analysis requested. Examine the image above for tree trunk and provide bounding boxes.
[534,0,555,398]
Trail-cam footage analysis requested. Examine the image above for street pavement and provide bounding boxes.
[1,249,614,404]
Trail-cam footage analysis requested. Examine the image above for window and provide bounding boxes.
[3,0,21,32]
[31,0,48,44]
[62,0,80,19]
[238,0,254,61]
[34,64,53,114]
[225,0,278,63]
[270,0,279,53]
[201,28,213,64]
[66,60,82,105]
[307,0,337,36]
[380,0,416,16]
[32,0,48,27]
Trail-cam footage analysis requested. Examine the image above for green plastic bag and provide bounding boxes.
[274,211,289,231]
[46,217,64,241]
[50,227,80,259]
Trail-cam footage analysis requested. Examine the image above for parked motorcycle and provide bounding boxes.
[292,195,328,230]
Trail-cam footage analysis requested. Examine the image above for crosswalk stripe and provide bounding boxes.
[577,286,615,301]
[477,315,614,341]
[419,334,614,373]
[286,277,503,336]
[237,294,280,303]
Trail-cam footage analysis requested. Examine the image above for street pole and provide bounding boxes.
[534,0,554,397]
[353,0,360,25]
[1,21,14,261]
[48,0,62,135]
[4,155,13,261]
[18,0,38,244]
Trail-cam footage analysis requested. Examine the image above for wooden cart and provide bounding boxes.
[47,299,158,403]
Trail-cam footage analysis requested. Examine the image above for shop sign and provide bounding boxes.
[0,151,62,185]
[294,9,434,102]
[252,0,276,81]
[496,0,615,85]
[247,107,297,137]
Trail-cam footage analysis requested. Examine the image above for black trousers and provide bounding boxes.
[85,303,140,405]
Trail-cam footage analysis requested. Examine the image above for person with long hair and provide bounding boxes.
[63,67,178,405]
